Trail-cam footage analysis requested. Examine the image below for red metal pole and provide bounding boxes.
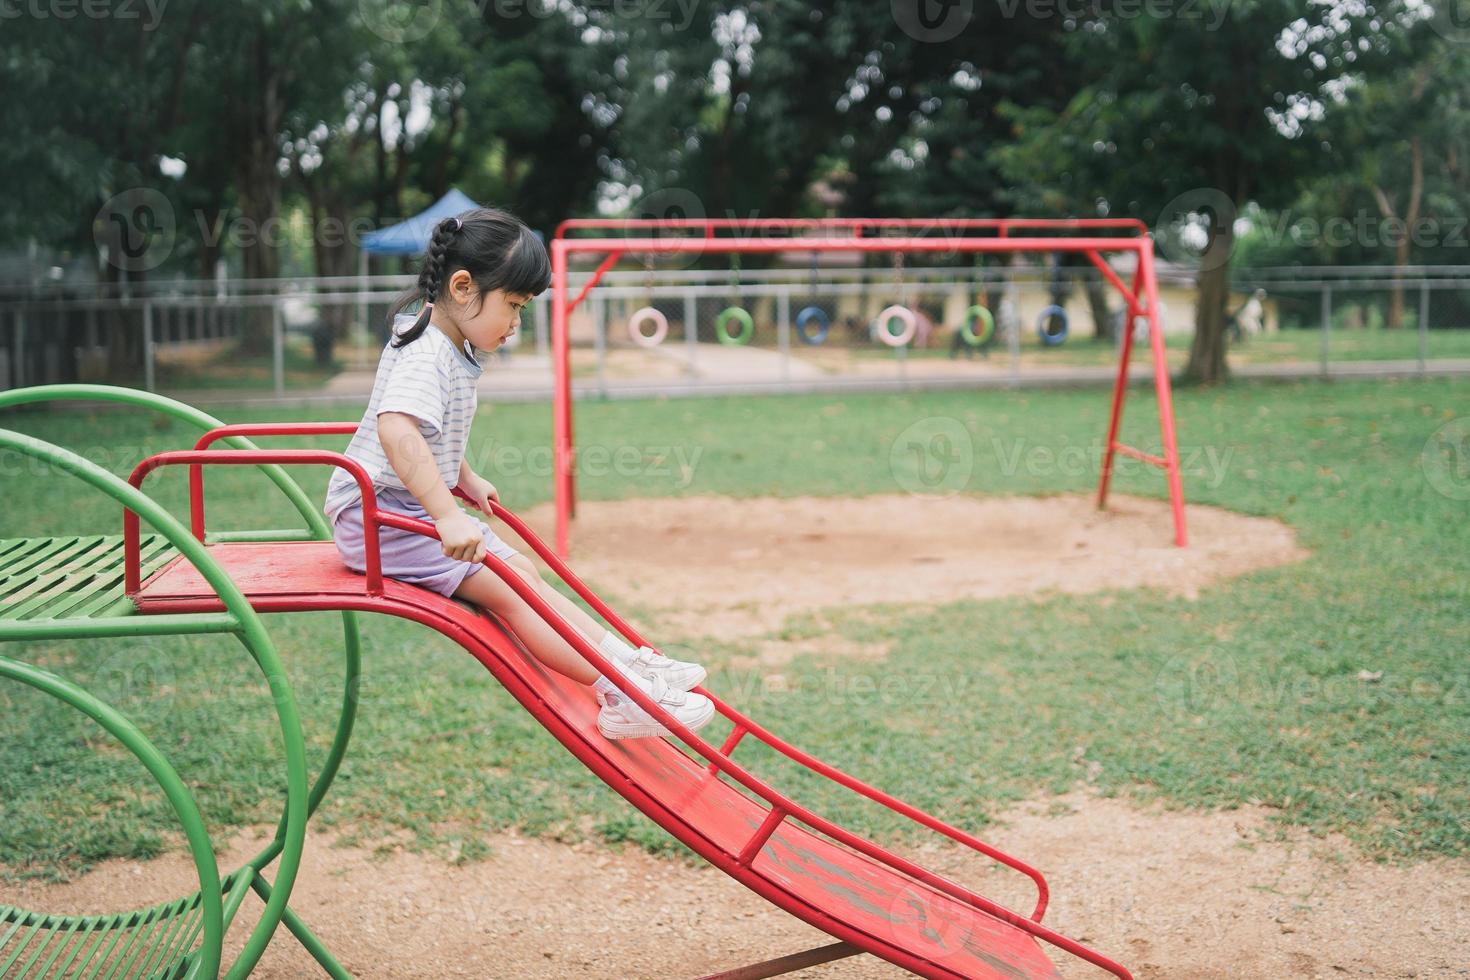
[125,450,386,596]
[1096,252,1141,512]
[1139,247,1189,546]
[551,240,574,558]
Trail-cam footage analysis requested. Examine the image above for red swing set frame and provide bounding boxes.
[546,217,1188,558]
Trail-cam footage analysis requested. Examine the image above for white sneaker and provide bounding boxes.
[625,645,707,692]
[597,671,715,740]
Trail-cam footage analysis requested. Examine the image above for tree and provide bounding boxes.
[993,1,1398,382]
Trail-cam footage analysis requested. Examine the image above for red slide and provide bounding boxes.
[129,433,1133,980]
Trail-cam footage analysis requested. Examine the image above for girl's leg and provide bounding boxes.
[503,553,614,647]
[453,567,600,685]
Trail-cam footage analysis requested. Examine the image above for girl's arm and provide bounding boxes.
[457,456,499,512]
[378,412,485,561]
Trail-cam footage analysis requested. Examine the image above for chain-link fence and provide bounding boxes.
[2,264,1465,400]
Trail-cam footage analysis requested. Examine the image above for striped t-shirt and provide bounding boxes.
[323,315,484,524]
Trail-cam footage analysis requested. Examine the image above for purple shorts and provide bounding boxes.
[331,486,520,598]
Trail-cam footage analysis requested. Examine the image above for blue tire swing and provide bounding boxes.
[1036,252,1070,346]
[1037,305,1069,346]
[716,254,754,346]
[794,251,829,345]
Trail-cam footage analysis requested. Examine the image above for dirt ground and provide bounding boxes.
[9,493,1467,978]
[519,492,1309,640]
[10,796,1467,979]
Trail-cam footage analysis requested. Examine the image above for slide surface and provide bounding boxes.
[136,535,1125,980]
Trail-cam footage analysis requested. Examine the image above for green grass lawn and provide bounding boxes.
[0,378,1466,881]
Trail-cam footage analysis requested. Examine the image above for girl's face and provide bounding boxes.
[442,271,533,349]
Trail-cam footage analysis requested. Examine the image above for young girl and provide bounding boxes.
[323,207,712,740]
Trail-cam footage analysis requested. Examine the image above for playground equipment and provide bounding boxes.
[549,217,1190,557]
[714,255,755,346]
[961,304,996,347]
[1,384,1136,979]
[794,251,831,345]
[1037,305,1070,346]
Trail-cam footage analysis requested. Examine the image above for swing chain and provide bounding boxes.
[893,249,906,305]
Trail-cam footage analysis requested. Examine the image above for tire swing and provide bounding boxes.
[627,253,668,348]
[876,251,917,348]
[1037,305,1069,346]
[716,255,754,346]
[794,251,829,345]
[960,304,995,347]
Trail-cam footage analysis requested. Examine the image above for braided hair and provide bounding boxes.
[387,206,552,350]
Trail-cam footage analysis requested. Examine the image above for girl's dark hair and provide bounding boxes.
[388,206,552,349]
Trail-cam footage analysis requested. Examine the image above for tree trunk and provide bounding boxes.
[1371,136,1423,330]
[309,194,357,366]
[234,31,283,355]
[1182,223,1234,384]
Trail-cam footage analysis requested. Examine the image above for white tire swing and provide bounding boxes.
[627,306,669,348]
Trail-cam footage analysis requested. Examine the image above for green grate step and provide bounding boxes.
[0,536,176,623]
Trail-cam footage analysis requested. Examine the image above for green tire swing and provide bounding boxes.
[961,304,995,347]
[716,306,754,346]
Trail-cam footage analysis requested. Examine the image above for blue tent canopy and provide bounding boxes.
[360,189,480,256]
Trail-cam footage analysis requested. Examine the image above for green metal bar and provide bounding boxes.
[0,535,98,584]
[0,431,309,980]
[242,610,363,878]
[204,528,318,544]
[13,920,57,977]
[133,898,194,980]
[0,917,47,974]
[0,384,333,542]
[0,657,224,980]
[221,869,256,927]
[99,907,163,980]
[52,918,105,977]
[76,917,132,980]
[3,540,124,619]
[33,535,171,621]
[31,915,90,977]
[310,612,362,818]
[0,907,27,949]
[0,536,105,605]
[52,538,176,621]
[249,876,355,980]
[0,613,239,642]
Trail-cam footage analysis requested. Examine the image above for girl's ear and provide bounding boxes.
[447,269,475,302]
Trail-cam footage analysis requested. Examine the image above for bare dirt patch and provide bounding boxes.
[522,493,1307,640]
[8,795,1465,978]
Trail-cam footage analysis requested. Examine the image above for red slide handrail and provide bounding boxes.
[482,494,1055,919]
[127,430,1134,979]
